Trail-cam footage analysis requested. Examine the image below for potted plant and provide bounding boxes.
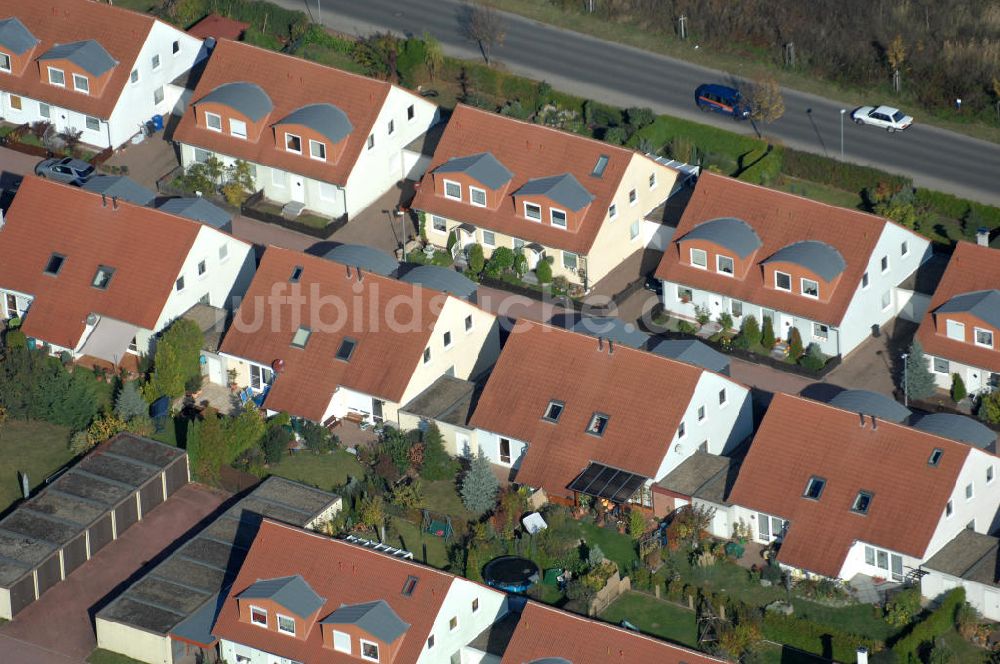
[227,368,239,392]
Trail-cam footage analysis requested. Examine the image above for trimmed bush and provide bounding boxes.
[761,316,776,349]
[914,188,1000,232]
[535,259,553,284]
[783,147,911,194]
[892,588,965,663]
[762,613,882,663]
[950,373,967,402]
[787,327,804,359]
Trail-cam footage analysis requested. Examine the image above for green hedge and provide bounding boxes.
[782,147,911,194]
[762,612,882,662]
[891,588,965,663]
[914,189,1000,231]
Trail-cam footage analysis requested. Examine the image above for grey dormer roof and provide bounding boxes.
[82,176,156,206]
[0,18,38,55]
[400,265,477,302]
[828,389,911,423]
[237,575,324,618]
[763,240,846,281]
[913,413,997,450]
[679,218,762,258]
[39,40,117,77]
[323,243,399,277]
[157,197,233,229]
[517,173,595,212]
[651,339,730,375]
[435,152,513,190]
[936,290,1000,330]
[321,599,410,643]
[279,103,353,145]
[199,82,273,122]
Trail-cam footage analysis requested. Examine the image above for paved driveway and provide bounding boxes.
[0,146,38,182]
[0,483,228,664]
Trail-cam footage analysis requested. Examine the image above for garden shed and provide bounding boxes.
[0,433,188,619]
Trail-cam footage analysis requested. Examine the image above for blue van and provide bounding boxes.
[695,84,750,120]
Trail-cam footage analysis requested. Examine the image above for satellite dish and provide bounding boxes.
[85,313,99,326]
[271,358,285,373]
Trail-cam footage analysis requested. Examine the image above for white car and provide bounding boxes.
[851,105,913,132]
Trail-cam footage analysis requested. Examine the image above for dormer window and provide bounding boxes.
[73,73,89,94]
[361,641,379,662]
[443,180,461,201]
[250,606,267,626]
[716,255,734,276]
[92,265,115,290]
[0,53,10,73]
[48,67,65,87]
[690,248,707,269]
[945,319,965,341]
[929,448,943,466]
[852,491,873,515]
[230,119,247,139]
[543,400,564,422]
[587,412,609,436]
[277,613,295,635]
[551,208,567,229]
[44,253,65,276]
[309,139,326,161]
[205,111,222,132]
[803,476,825,500]
[801,278,819,298]
[775,271,791,292]
[975,328,993,348]
[524,202,542,221]
[333,630,352,653]
[469,186,487,207]
[285,133,302,154]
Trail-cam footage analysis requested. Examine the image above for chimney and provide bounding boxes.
[608,338,615,354]
[871,414,878,430]
[345,265,353,279]
[856,647,869,664]
[977,227,990,247]
[597,337,604,352]
[101,193,107,207]
[859,412,867,428]
[111,196,118,210]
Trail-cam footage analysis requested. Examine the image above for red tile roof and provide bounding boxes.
[186,14,249,42]
[0,177,201,349]
[174,39,412,186]
[212,519,457,664]
[469,321,710,499]
[655,172,893,325]
[916,241,1000,373]
[219,247,447,421]
[412,104,641,255]
[0,0,157,119]
[728,393,971,577]
[500,601,724,664]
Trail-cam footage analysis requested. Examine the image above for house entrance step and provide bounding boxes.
[281,201,306,219]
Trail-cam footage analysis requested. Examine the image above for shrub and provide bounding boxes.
[762,613,881,663]
[489,246,515,272]
[626,106,655,131]
[86,412,127,448]
[461,450,500,515]
[694,304,711,326]
[783,147,911,194]
[736,315,761,349]
[628,509,646,540]
[904,340,937,401]
[978,389,1000,425]
[4,329,26,349]
[892,587,965,663]
[467,243,485,275]
[0,347,99,430]
[261,425,292,464]
[787,327,804,359]
[799,343,826,372]
[603,125,628,145]
[535,259,552,284]
[915,188,1000,231]
[301,420,336,453]
[512,252,528,277]
[114,381,148,421]
[761,316,776,348]
[717,311,734,331]
[950,373,967,402]
[677,320,698,335]
[421,424,459,481]
[885,587,922,627]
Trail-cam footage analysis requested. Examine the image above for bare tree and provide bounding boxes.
[745,76,785,125]
[887,35,906,93]
[458,2,507,66]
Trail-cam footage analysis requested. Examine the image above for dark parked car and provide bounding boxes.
[694,84,751,120]
[34,157,95,186]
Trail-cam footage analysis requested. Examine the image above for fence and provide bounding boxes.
[240,190,348,238]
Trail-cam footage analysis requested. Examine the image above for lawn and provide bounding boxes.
[774,177,864,210]
[790,598,898,642]
[600,591,699,648]
[88,649,145,664]
[423,479,473,521]
[387,516,451,569]
[265,449,364,492]
[0,420,74,513]
[577,520,640,572]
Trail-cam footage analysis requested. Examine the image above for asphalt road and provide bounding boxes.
[282,0,1000,205]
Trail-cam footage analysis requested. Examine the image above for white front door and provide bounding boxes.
[206,356,224,386]
[966,368,983,393]
[289,175,305,203]
[779,314,795,341]
[984,588,1000,621]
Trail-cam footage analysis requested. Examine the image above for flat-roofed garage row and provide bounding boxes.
[0,433,188,619]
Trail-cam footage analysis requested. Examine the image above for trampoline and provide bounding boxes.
[483,556,540,593]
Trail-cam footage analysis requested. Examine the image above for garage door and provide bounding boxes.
[61,533,88,577]
[139,476,164,516]
[164,458,188,497]
[8,573,35,617]
[88,513,113,556]
[35,553,62,597]
[114,495,139,537]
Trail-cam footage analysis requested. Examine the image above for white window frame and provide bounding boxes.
[0,52,10,73]
[862,271,870,289]
[449,616,459,631]
[469,185,487,208]
[151,53,161,70]
[205,111,222,132]
[130,67,139,83]
[562,251,578,270]
[551,207,567,229]
[813,323,828,340]
[677,421,686,439]
[801,277,819,299]
[649,172,657,189]
[48,66,65,87]
[628,188,637,206]
[524,201,542,221]
[697,405,706,422]
[465,314,474,333]
[431,215,447,234]
[8,94,21,110]
[197,259,207,277]
[360,639,380,662]
[946,500,953,517]
[946,319,965,341]
[284,132,302,154]
[72,73,89,94]
[332,629,352,653]
[249,605,267,626]
[774,271,792,292]
[966,482,975,501]
[276,613,296,635]
[975,327,994,349]
[481,230,495,247]
[172,40,180,56]
[85,116,100,132]
[153,86,164,105]
[881,290,892,311]
[443,179,462,201]
[901,241,909,256]
[629,220,640,240]
[407,104,415,121]
[367,133,374,150]
[319,181,339,202]
[219,243,229,262]
[309,139,326,161]
[932,357,950,374]
[719,388,728,407]
[881,255,889,273]
[689,248,707,270]
[271,169,286,187]
[229,118,247,139]
[989,465,995,484]
[38,102,50,119]
[716,254,735,276]
[608,203,617,220]
[443,330,453,349]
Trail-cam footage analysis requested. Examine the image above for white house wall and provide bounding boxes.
[921,572,1000,621]
[95,617,172,664]
[838,540,922,582]
[475,429,528,469]
[924,448,1000,555]
[925,354,998,393]
[107,21,205,147]
[342,86,439,218]
[838,223,931,356]
[415,579,507,664]
[397,410,477,457]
